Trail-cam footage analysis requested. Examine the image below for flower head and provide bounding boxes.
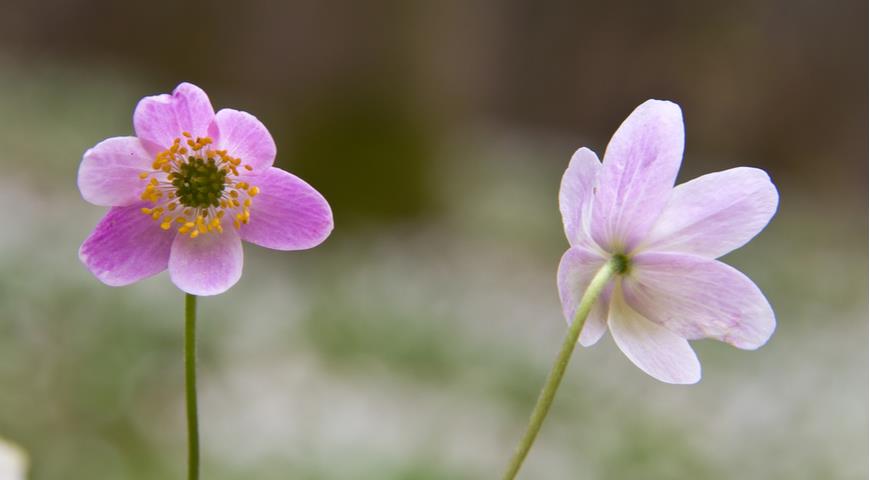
[558,100,778,384]
[79,83,333,295]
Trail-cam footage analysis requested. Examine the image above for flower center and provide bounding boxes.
[172,157,227,209]
[612,253,630,275]
[138,132,260,239]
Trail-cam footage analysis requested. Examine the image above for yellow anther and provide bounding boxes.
[139,171,150,179]
[229,190,239,198]
[141,207,153,214]
[248,186,260,196]
[179,147,188,154]
[244,198,252,207]
[150,178,159,186]
[183,131,192,138]
[176,217,187,224]
[236,182,249,189]
[232,199,241,207]
[233,220,241,229]
[244,164,254,171]
[160,221,172,230]
[184,222,195,229]
[151,211,162,220]
[198,224,208,234]
[179,225,191,234]
[168,202,177,211]
[190,230,200,239]
[184,208,193,215]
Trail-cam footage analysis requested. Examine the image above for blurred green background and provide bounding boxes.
[0,0,866,479]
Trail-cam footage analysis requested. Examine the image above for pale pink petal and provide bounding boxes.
[78,137,153,206]
[642,167,778,258]
[79,204,175,286]
[169,229,243,296]
[133,82,215,152]
[556,246,611,347]
[622,252,775,349]
[608,290,701,384]
[590,100,684,252]
[559,147,602,249]
[239,167,333,251]
[209,109,276,171]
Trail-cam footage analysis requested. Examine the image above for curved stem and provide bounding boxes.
[501,258,617,480]
[185,293,199,480]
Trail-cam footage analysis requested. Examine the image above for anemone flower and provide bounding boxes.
[77,82,333,480]
[503,99,777,480]
[78,82,333,296]
[557,99,777,384]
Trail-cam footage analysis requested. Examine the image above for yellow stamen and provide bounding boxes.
[138,134,254,238]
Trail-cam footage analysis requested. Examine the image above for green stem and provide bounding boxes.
[185,293,199,480]
[501,258,617,480]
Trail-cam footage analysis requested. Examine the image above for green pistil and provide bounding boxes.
[173,157,227,209]
[612,253,630,275]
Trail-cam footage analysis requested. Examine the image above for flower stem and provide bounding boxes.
[184,293,199,480]
[501,258,617,480]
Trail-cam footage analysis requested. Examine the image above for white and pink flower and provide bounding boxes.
[558,100,778,384]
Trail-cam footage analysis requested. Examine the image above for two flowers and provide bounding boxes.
[78,84,777,383]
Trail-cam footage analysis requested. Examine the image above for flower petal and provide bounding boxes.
[641,167,779,258]
[79,204,175,286]
[559,147,602,249]
[623,252,775,349]
[608,290,701,384]
[133,82,215,152]
[169,229,243,296]
[78,137,153,206]
[239,167,333,251]
[590,100,684,252]
[210,109,276,171]
[557,246,610,346]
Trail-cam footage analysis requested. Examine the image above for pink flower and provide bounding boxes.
[78,83,333,295]
[558,100,778,384]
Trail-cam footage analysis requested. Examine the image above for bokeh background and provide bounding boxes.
[0,0,866,479]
